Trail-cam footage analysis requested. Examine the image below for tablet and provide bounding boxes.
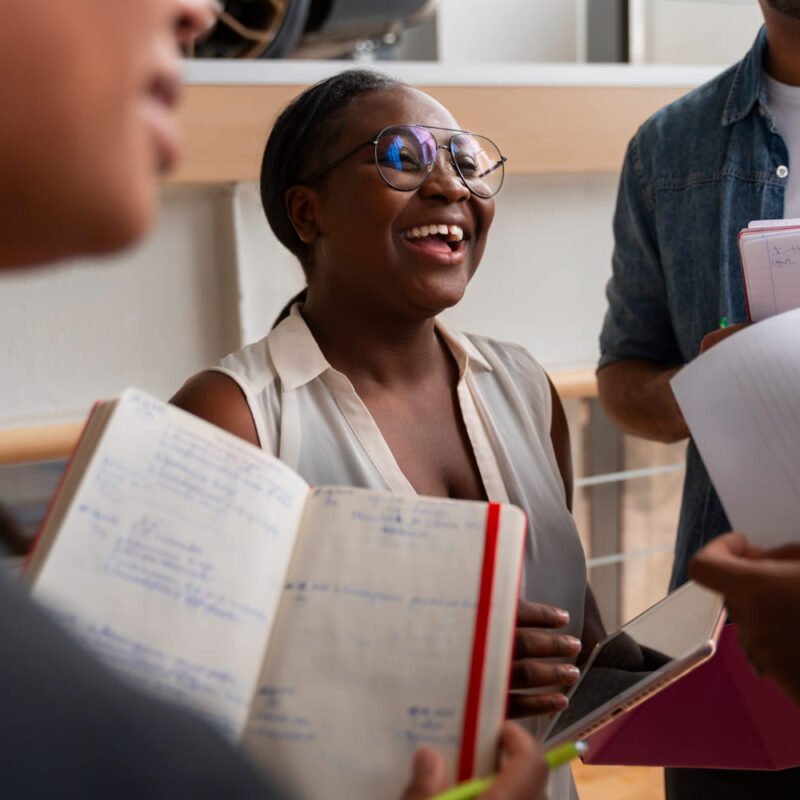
[542,580,726,747]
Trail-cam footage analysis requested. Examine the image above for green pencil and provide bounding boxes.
[545,739,589,769]
[429,740,588,800]
[428,776,494,800]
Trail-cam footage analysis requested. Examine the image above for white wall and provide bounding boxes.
[437,0,581,63]
[0,186,240,426]
[442,173,618,369]
[633,0,763,64]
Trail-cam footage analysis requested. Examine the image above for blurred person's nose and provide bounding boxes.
[175,0,218,46]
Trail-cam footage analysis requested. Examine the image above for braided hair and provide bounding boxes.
[260,68,403,271]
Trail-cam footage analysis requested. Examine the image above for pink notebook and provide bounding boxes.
[584,625,800,770]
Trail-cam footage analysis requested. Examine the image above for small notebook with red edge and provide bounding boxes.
[26,388,526,799]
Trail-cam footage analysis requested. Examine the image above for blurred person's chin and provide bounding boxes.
[765,0,800,19]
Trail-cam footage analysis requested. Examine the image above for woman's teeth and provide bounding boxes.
[404,224,464,242]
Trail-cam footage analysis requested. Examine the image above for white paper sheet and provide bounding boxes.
[671,310,800,548]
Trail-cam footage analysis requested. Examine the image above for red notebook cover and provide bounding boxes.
[584,624,800,770]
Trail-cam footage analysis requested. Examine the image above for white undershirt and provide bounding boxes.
[765,72,800,219]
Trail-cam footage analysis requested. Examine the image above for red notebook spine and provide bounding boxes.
[22,400,101,572]
[458,501,502,780]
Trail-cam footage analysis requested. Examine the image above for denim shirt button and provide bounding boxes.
[758,104,766,117]
[777,165,789,179]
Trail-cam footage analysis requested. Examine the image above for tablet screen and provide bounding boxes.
[545,581,724,742]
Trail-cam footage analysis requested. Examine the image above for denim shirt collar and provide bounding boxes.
[722,26,768,127]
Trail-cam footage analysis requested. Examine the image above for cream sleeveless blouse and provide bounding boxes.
[211,304,586,800]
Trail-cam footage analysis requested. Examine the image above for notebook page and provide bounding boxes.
[31,389,308,738]
[740,228,800,321]
[671,310,800,547]
[242,487,524,800]
[748,218,800,229]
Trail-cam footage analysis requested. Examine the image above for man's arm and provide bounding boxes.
[597,323,750,445]
[596,359,688,444]
[598,133,688,443]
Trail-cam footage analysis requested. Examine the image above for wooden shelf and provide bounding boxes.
[170,60,721,184]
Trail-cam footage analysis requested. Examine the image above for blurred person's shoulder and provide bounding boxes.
[0,573,289,798]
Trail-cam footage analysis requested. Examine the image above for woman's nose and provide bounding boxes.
[420,147,471,202]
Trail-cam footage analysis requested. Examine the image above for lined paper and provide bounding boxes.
[243,487,523,800]
[32,389,309,737]
[740,226,800,321]
[671,310,800,548]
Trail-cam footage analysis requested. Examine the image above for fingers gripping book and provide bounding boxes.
[26,389,525,799]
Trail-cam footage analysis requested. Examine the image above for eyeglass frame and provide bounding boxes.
[299,124,508,199]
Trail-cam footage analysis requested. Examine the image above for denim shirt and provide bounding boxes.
[598,28,788,588]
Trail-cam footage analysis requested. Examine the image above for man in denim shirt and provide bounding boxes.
[598,1,800,797]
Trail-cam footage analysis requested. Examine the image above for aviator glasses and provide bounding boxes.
[303,124,507,199]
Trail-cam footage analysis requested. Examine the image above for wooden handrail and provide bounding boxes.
[0,369,598,465]
[0,422,84,466]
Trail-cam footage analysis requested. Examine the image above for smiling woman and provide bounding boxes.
[171,68,603,800]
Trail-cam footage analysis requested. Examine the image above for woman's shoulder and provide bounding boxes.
[461,331,549,383]
[214,332,277,395]
[170,332,278,449]
[457,330,553,422]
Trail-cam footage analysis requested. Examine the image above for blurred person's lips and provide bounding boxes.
[141,71,182,175]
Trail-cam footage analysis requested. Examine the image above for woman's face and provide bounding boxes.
[0,0,216,267]
[305,86,497,319]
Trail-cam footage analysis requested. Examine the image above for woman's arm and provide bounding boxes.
[547,376,573,512]
[548,377,606,662]
[170,370,260,447]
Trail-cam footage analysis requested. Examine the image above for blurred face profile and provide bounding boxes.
[764,0,800,19]
[0,0,215,267]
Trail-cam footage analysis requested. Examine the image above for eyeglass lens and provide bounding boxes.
[374,126,504,198]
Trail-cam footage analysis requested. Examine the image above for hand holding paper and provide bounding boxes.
[691,532,800,705]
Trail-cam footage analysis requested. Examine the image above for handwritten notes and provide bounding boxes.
[28,390,525,799]
[31,389,308,737]
[242,487,524,800]
[739,226,800,321]
[671,309,800,548]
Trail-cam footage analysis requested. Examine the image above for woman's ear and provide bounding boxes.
[285,186,320,245]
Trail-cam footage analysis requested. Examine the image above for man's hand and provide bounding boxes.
[596,360,688,443]
[690,532,800,705]
[699,322,748,353]
[400,722,549,800]
[507,600,581,718]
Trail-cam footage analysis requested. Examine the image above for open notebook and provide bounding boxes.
[26,389,525,799]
